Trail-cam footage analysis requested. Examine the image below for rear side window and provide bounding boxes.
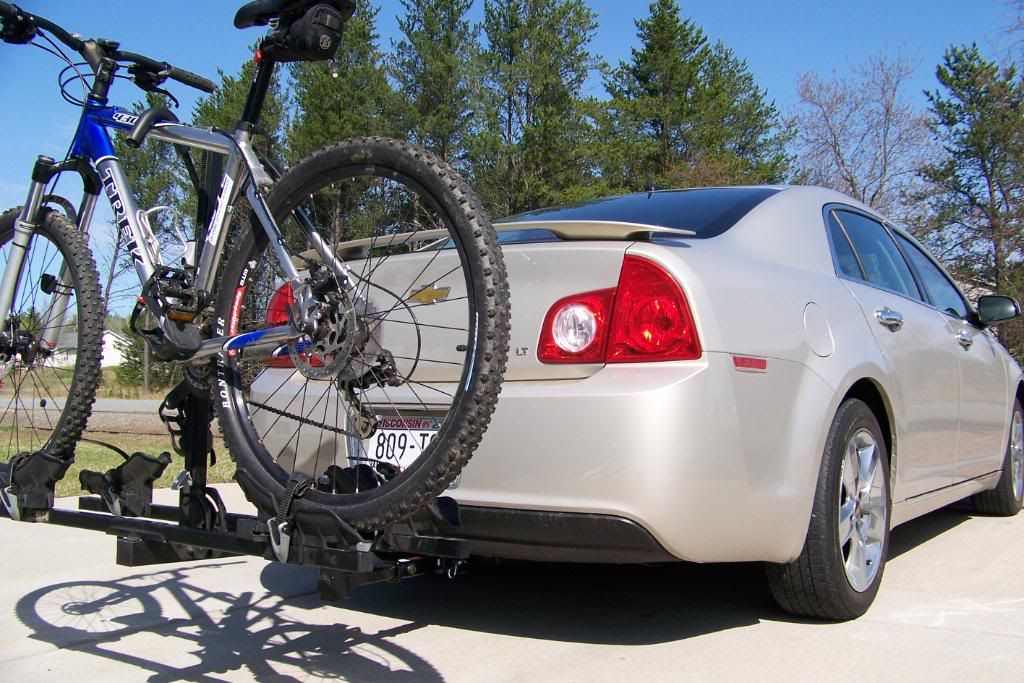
[830,210,921,300]
[893,232,968,318]
[826,215,862,279]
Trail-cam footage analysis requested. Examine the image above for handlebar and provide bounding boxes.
[0,3,214,94]
[113,49,217,93]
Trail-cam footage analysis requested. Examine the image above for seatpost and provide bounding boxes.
[240,52,275,128]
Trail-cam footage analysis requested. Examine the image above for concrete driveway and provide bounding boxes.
[1,485,1022,682]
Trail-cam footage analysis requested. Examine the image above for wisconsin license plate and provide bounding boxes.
[362,416,441,469]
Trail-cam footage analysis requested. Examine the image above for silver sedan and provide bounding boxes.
[248,185,1023,620]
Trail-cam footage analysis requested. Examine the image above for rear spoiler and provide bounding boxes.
[494,219,696,240]
[297,220,696,264]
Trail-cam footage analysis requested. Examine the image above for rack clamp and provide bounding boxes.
[79,451,172,517]
[267,473,315,563]
[0,450,73,522]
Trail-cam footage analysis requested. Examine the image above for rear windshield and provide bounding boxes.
[501,187,780,238]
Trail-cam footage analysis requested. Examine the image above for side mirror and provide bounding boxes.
[977,295,1021,326]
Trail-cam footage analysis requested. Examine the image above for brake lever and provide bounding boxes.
[128,64,179,107]
[151,85,179,109]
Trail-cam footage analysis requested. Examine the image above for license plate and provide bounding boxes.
[362,416,441,470]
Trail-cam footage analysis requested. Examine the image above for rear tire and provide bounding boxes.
[213,137,509,534]
[971,399,1024,516]
[766,399,891,620]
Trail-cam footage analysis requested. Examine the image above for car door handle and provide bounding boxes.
[875,307,903,330]
[956,330,974,348]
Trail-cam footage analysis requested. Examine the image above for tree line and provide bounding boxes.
[110,0,1024,380]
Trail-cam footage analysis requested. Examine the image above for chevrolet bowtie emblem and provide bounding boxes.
[409,285,451,305]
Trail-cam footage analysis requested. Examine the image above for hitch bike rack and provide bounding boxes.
[0,381,470,602]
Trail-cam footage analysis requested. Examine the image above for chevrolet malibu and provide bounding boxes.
[246,186,1023,620]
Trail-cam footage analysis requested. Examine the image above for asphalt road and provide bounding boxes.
[1,485,1022,682]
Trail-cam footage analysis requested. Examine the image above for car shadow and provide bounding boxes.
[275,559,785,645]
[887,501,974,560]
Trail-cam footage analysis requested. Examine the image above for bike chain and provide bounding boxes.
[246,400,354,437]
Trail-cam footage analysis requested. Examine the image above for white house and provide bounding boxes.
[53,330,129,368]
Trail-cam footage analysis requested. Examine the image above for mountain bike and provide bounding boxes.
[0,1,510,536]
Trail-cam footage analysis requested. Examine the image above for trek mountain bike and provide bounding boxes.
[0,1,510,535]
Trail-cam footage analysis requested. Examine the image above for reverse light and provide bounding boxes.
[537,255,701,364]
[537,289,615,363]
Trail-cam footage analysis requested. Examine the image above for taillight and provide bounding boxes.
[537,289,615,363]
[537,255,701,364]
[264,282,296,367]
[265,282,294,326]
[607,256,700,362]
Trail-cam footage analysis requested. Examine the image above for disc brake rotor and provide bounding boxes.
[290,291,369,380]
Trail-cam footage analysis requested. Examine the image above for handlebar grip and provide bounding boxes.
[167,66,216,94]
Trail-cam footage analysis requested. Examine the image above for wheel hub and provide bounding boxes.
[290,289,369,380]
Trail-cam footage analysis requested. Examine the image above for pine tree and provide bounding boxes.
[286,0,395,162]
[919,44,1024,336]
[390,0,478,168]
[469,0,600,216]
[604,0,788,190]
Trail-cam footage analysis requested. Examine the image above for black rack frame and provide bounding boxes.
[2,383,471,602]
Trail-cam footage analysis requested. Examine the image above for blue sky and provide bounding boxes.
[0,0,1017,295]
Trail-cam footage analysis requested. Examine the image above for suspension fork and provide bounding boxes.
[0,175,49,342]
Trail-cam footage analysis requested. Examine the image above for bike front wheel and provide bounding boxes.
[0,208,103,464]
[214,137,510,534]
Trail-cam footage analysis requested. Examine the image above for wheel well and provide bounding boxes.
[844,379,894,462]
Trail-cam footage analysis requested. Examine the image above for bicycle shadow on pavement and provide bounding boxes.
[15,560,443,682]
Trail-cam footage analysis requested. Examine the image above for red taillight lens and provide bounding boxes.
[537,288,615,363]
[607,256,700,362]
[264,282,295,367]
[265,282,294,326]
[537,255,701,364]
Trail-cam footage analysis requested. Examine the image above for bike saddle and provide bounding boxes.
[234,0,354,29]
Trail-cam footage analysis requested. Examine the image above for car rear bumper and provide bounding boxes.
[451,504,677,564]
[450,351,836,564]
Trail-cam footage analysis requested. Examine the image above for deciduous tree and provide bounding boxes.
[790,51,932,221]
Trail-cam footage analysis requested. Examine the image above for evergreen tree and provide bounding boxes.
[390,0,478,168]
[113,320,181,390]
[286,0,395,161]
[919,44,1024,357]
[469,0,600,216]
[604,0,788,190]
